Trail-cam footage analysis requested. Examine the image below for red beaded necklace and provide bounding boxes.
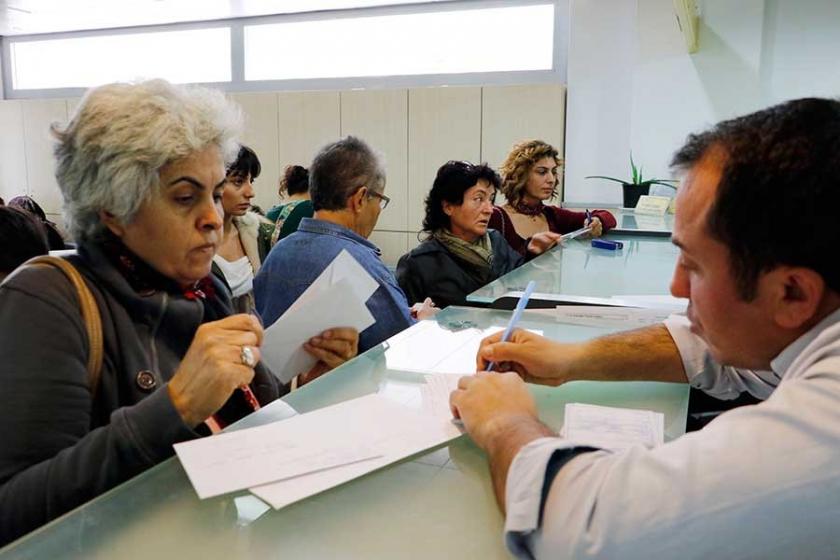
[513,200,544,217]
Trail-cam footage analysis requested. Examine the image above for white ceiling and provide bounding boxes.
[0,0,456,36]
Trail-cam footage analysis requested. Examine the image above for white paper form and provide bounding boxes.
[262,275,375,384]
[554,306,673,329]
[607,294,687,312]
[420,374,461,416]
[285,249,379,315]
[562,403,664,451]
[383,322,542,375]
[250,391,463,510]
[174,413,381,499]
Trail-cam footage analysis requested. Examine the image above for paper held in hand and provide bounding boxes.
[260,250,377,384]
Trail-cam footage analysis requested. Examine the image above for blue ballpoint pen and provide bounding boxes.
[486,280,537,372]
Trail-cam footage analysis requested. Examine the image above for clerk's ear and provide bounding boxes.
[99,210,125,237]
[771,266,825,329]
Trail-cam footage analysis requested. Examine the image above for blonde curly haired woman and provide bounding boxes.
[488,139,616,255]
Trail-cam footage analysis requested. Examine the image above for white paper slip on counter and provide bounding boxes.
[174,412,382,499]
[554,306,672,329]
[383,321,542,375]
[251,390,463,509]
[562,403,664,451]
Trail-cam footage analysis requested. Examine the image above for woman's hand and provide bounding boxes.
[586,216,604,237]
[410,297,440,320]
[168,314,263,427]
[526,231,562,255]
[299,327,360,386]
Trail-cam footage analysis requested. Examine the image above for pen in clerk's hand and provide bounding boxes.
[486,280,537,372]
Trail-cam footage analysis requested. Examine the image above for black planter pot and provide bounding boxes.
[622,183,650,208]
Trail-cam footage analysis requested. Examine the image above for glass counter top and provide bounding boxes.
[1,306,689,559]
[468,233,678,307]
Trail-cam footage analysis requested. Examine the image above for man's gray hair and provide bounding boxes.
[309,136,386,211]
[52,79,242,242]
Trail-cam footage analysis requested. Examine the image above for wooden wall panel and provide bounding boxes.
[22,99,67,215]
[481,84,566,198]
[407,87,481,233]
[276,90,341,196]
[341,89,408,232]
[230,92,280,211]
[0,101,27,204]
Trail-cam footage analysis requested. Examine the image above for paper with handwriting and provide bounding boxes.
[174,413,381,499]
[562,403,664,451]
[250,389,463,509]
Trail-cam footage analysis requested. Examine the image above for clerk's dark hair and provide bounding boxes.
[226,145,261,180]
[422,160,500,236]
[671,97,840,299]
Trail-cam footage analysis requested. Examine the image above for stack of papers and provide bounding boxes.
[175,375,463,509]
[261,250,377,383]
[562,403,664,451]
[173,415,380,499]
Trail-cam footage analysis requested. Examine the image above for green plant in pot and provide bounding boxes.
[586,154,678,208]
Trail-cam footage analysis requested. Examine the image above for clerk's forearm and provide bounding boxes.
[484,417,556,514]
[567,324,688,384]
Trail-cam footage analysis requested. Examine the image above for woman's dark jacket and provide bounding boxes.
[396,229,523,309]
[0,241,284,545]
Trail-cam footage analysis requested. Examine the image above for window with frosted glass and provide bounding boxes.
[9,28,231,90]
[244,4,554,81]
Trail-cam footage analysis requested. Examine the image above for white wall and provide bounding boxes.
[0,84,566,266]
[565,0,840,204]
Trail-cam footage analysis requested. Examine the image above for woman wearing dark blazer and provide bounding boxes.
[397,161,557,309]
[0,80,358,545]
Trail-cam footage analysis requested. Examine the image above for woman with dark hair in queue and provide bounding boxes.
[488,139,616,256]
[7,195,67,250]
[396,161,559,309]
[0,206,49,282]
[266,164,314,242]
[213,145,275,312]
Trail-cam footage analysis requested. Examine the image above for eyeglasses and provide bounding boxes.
[368,190,390,210]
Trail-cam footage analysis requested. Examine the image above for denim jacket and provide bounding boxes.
[254,218,414,352]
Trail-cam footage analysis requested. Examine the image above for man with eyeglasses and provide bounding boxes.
[254,136,436,358]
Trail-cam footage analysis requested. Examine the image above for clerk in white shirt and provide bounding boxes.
[450,97,840,560]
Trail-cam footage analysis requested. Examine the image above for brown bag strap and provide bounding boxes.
[26,256,104,397]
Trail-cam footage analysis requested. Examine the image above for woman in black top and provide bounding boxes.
[396,161,558,309]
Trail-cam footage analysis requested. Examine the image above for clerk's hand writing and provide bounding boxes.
[477,328,579,386]
[449,371,539,451]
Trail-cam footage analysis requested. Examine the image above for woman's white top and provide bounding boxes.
[213,255,253,298]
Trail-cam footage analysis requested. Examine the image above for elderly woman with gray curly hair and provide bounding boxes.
[0,79,359,545]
